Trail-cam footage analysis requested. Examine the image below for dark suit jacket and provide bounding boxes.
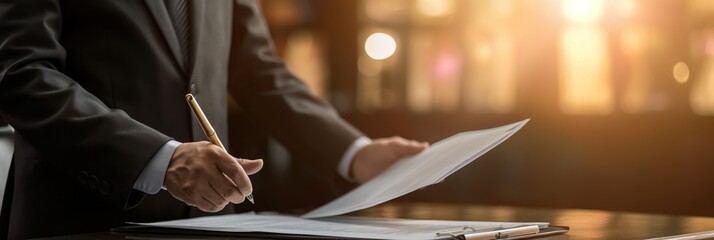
[0,0,363,238]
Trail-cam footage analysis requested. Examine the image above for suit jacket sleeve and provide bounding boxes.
[228,1,364,174]
[0,0,171,209]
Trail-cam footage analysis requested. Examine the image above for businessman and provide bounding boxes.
[0,0,427,239]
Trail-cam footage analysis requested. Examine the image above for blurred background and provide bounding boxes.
[252,0,714,217]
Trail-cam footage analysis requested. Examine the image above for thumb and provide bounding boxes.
[237,158,264,175]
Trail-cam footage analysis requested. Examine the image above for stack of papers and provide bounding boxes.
[136,213,547,239]
[132,119,536,239]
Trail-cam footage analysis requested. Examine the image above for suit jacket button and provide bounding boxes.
[99,181,111,195]
[78,171,89,186]
[88,175,99,190]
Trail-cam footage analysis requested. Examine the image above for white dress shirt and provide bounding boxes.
[133,137,372,194]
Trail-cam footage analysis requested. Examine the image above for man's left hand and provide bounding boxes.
[351,137,429,183]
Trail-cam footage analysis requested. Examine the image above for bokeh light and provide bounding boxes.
[673,61,690,84]
[559,27,613,115]
[562,0,603,24]
[365,32,397,60]
[432,51,462,80]
[616,0,637,18]
[416,0,453,17]
[705,34,714,56]
[364,0,407,22]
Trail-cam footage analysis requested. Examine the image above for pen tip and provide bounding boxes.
[246,194,255,204]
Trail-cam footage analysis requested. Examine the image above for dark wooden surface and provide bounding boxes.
[38,202,714,240]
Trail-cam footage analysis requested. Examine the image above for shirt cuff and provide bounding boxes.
[133,140,181,194]
[0,125,13,134]
[337,137,372,182]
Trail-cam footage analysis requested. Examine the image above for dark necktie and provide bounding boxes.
[164,0,190,71]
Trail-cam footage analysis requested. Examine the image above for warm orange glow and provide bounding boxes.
[562,0,603,24]
[620,26,652,114]
[352,0,714,116]
[559,27,613,115]
[432,50,461,111]
[363,0,408,22]
[406,31,462,112]
[488,39,516,114]
[616,0,637,18]
[464,31,516,113]
[475,45,493,62]
[357,29,400,112]
[284,31,326,97]
[688,0,714,17]
[554,210,614,239]
[673,61,690,84]
[365,32,397,60]
[416,0,453,17]
[357,52,387,112]
[621,67,651,114]
[691,59,714,115]
[357,72,383,112]
[407,31,433,112]
[621,27,647,56]
[357,55,382,77]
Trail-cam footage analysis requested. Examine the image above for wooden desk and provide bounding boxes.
[40,202,714,239]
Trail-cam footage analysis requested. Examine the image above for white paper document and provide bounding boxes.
[133,119,534,239]
[134,212,547,240]
[303,119,529,218]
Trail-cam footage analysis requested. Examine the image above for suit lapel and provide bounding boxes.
[143,0,185,72]
[187,0,205,78]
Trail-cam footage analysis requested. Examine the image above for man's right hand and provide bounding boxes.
[163,141,263,212]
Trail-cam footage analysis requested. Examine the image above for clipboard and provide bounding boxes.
[433,225,569,240]
[112,224,569,239]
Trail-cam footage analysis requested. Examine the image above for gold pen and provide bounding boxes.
[185,93,255,204]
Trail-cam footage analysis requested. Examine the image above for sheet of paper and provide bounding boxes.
[133,212,547,240]
[302,119,530,218]
[132,120,537,239]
